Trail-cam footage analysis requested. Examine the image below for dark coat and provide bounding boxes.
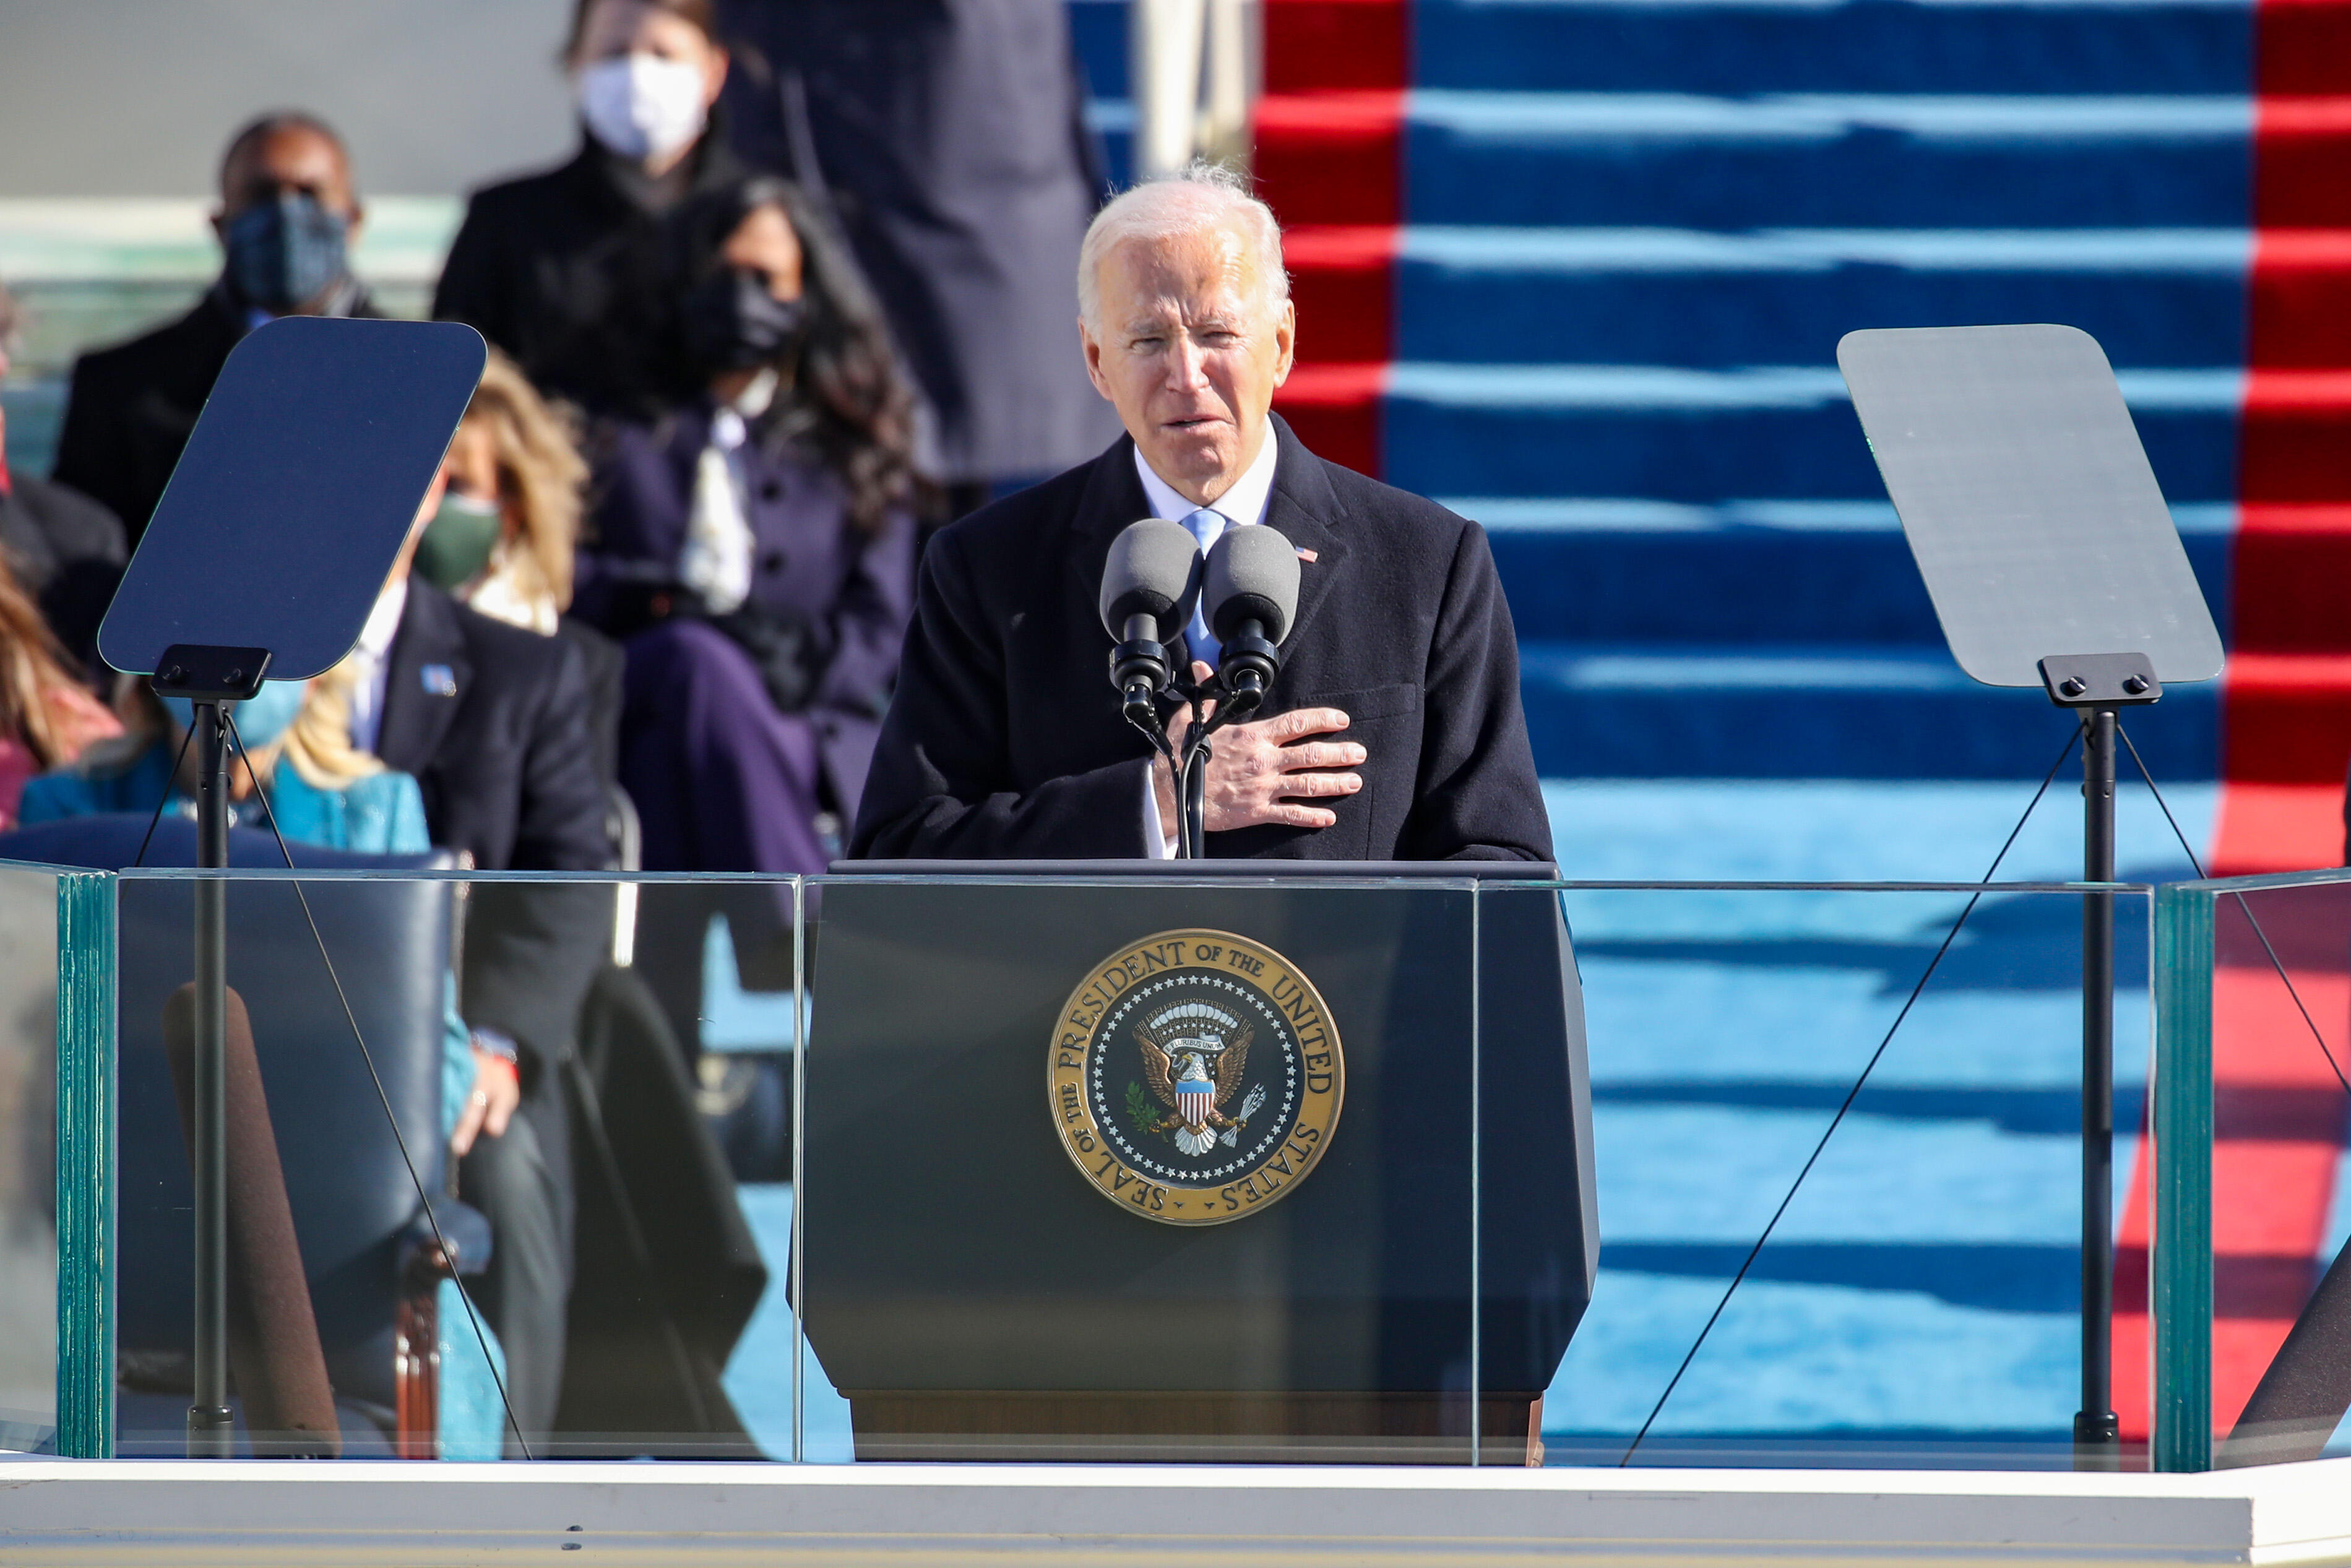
[432,136,746,420]
[0,469,126,673]
[574,409,917,814]
[379,579,613,873]
[379,580,615,1075]
[720,0,1121,482]
[52,283,380,546]
[849,416,1554,861]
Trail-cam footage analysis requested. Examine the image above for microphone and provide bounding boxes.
[1202,524,1301,718]
[1098,517,1202,723]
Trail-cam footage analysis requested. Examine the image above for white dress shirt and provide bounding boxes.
[345,575,410,757]
[1132,433,1281,857]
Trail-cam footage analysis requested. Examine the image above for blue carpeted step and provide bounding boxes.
[1517,642,2222,777]
[1392,228,2248,368]
[1383,363,2240,503]
[1415,0,2251,97]
[1479,513,2233,644]
[1405,93,2249,230]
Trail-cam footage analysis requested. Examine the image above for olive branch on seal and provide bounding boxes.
[1124,1080,1171,1139]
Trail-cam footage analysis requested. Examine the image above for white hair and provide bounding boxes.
[1077,161,1290,333]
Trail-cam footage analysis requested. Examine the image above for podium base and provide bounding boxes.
[843,1390,1546,1465]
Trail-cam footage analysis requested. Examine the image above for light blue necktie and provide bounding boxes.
[1182,507,1228,670]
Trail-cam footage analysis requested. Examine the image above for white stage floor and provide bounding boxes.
[1,1455,2347,1566]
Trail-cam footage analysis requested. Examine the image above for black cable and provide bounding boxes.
[222,712,532,1460]
[129,720,201,869]
[2115,722,2351,1101]
[1619,726,2081,1465]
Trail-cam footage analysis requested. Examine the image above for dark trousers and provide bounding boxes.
[619,619,828,877]
[457,1069,574,1449]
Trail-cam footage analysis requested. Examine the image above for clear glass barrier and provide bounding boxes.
[1530,879,2152,1471]
[66,869,2162,1470]
[0,862,72,1455]
[106,870,793,1460]
[2146,869,2351,1472]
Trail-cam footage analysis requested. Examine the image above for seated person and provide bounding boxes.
[850,165,1551,863]
[19,665,510,1458]
[53,112,379,547]
[572,175,919,877]
[0,277,127,676]
[48,465,609,1450]
[0,553,120,830]
[412,348,624,803]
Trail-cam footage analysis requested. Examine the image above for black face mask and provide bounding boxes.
[682,267,808,373]
[223,190,350,314]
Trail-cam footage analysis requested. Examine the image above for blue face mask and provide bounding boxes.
[160,680,308,751]
[223,191,349,314]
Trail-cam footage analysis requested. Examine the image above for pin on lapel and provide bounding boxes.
[421,663,459,697]
[1296,547,1318,563]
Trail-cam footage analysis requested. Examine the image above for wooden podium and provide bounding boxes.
[802,862,1595,1464]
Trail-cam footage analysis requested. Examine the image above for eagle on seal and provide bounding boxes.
[1136,1008,1255,1157]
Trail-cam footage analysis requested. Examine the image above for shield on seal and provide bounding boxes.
[1174,1059,1215,1132]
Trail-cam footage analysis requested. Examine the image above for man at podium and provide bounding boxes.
[850,164,1551,862]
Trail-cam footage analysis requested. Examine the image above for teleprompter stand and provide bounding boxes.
[97,316,485,1455]
[1841,326,2224,1466]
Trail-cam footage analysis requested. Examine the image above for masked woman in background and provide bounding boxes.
[433,0,741,419]
[572,176,919,880]
[410,350,624,812]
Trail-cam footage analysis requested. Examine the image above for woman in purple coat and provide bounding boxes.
[575,176,921,876]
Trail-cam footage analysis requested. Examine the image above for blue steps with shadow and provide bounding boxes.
[1513,640,2220,777]
[1415,0,2253,96]
[1403,92,2251,230]
[1394,229,2248,369]
[1481,509,2233,644]
[1387,366,2241,503]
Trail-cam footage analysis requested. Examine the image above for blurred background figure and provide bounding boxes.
[0,552,119,831]
[52,113,377,547]
[434,0,743,420]
[574,176,917,882]
[719,0,1120,512]
[0,278,126,681]
[414,348,628,822]
[419,348,587,637]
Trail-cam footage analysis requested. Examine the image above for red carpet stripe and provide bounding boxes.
[2115,0,2351,1450]
[1256,0,1408,481]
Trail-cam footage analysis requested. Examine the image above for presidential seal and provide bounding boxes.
[1050,929,1343,1226]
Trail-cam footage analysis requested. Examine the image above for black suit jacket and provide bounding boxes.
[52,282,380,546]
[379,581,615,1073]
[850,417,1551,861]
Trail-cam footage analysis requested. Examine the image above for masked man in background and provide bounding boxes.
[53,112,379,547]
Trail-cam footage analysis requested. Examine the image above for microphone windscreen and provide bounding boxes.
[1098,518,1202,643]
[1204,523,1303,644]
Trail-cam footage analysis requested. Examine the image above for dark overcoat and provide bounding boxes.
[850,416,1553,861]
[433,136,745,420]
[52,283,379,545]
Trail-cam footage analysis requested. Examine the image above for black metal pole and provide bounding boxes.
[2076,705,2120,1463]
[188,698,233,1457]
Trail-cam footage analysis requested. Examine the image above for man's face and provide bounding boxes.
[213,126,363,258]
[1081,221,1295,508]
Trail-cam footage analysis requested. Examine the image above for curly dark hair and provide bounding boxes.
[676,176,922,536]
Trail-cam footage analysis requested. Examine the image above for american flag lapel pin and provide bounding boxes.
[1296,547,1319,563]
